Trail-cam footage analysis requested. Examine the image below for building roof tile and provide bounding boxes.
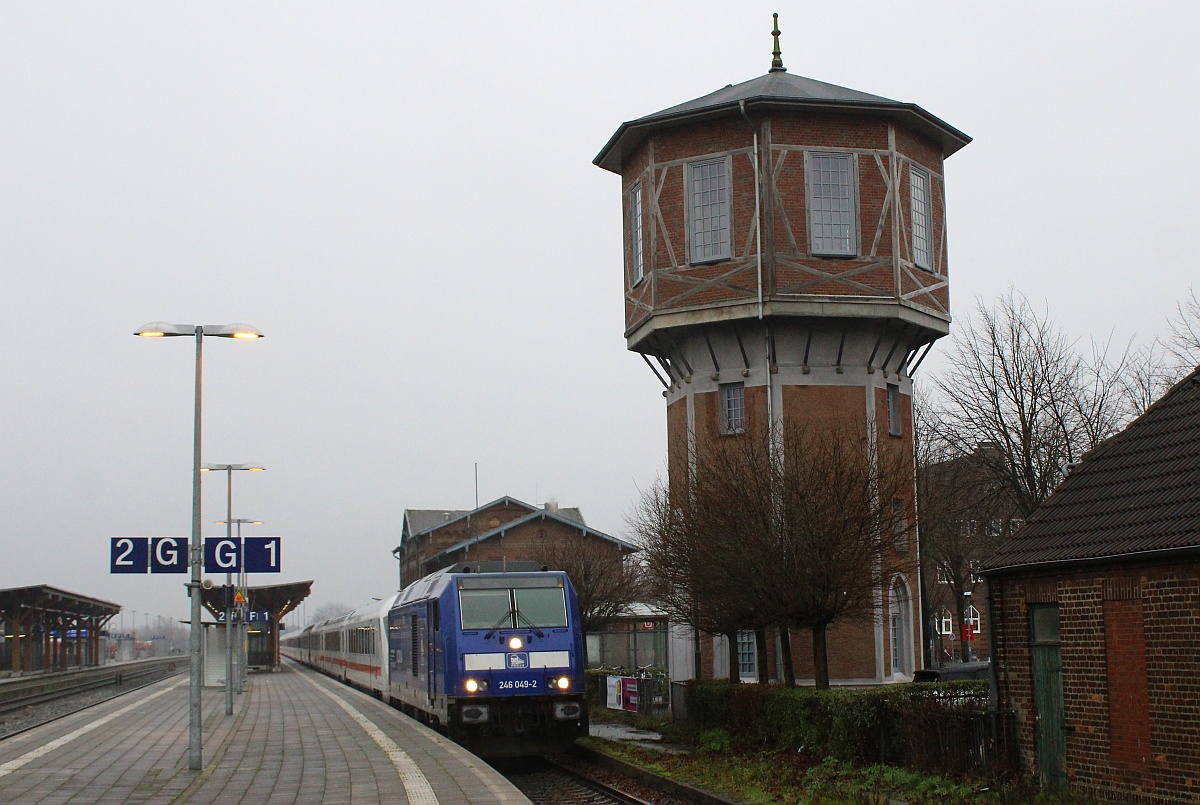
[983,367,1200,573]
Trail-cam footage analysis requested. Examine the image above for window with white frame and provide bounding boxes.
[936,566,952,585]
[736,631,757,679]
[910,166,932,270]
[689,159,730,263]
[809,153,856,256]
[720,382,745,434]
[630,181,645,284]
[965,605,981,634]
[887,383,902,436]
[938,610,954,635]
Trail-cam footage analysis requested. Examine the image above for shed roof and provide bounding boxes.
[983,367,1200,573]
[434,508,639,560]
[399,497,585,551]
[595,69,970,172]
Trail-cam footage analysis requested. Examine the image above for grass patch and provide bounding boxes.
[580,737,1094,805]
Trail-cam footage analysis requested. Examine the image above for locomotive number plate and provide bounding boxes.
[497,679,539,690]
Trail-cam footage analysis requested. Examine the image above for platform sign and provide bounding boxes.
[204,537,242,573]
[215,609,269,624]
[150,537,188,574]
[243,536,282,573]
[111,537,149,574]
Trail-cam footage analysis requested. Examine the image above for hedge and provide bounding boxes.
[684,681,989,768]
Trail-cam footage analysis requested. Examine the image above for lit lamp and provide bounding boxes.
[134,321,263,770]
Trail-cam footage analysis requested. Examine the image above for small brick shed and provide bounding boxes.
[982,367,1200,801]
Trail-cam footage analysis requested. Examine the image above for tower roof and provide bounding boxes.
[594,70,971,173]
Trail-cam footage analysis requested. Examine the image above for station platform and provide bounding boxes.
[0,660,530,804]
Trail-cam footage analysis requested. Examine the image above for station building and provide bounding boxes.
[595,21,969,684]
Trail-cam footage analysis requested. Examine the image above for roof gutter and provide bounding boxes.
[981,543,1200,577]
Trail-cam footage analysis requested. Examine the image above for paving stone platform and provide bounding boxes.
[0,661,529,804]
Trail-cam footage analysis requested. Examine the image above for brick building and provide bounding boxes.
[919,442,1024,666]
[983,367,1200,799]
[392,496,636,590]
[595,22,969,684]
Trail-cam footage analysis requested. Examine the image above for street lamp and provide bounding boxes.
[134,321,263,771]
[203,464,263,715]
[215,517,262,695]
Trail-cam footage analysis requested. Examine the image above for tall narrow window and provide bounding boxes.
[689,158,730,263]
[630,181,644,284]
[736,631,757,679]
[910,166,931,269]
[810,153,856,256]
[887,383,902,436]
[720,382,745,434]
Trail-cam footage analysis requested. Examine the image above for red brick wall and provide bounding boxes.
[991,560,1200,799]
[620,111,950,331]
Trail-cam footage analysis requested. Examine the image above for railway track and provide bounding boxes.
[498,752,704,805]
[0,658,182,739]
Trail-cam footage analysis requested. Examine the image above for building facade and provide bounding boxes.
[984,368,1200,799]
[596,28,969,684]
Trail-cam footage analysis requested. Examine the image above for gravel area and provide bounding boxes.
[0,682,151,739]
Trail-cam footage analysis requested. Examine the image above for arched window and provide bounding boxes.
[890,577,914,678]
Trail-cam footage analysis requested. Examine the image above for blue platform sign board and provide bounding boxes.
[246,609,272,622]
[150,537,188,574]
[243,536,282,573]
[111,537,149,574]
[204,537,242,573]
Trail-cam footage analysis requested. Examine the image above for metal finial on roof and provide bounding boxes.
[770,13,786,72]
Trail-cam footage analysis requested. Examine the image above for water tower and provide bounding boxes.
[595,18,969,683]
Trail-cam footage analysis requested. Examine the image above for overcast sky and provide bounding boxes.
[2,3,1197,627]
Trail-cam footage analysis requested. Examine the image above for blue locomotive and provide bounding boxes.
[281,562,588,757]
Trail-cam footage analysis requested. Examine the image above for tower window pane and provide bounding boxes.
[720,382,745,434]
[631,181,644,284]
[810,153,856,256]
[689,159,730,263]
[910,167,931,269]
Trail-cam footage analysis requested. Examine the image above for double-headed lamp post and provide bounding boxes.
[204,465,264,716]
[134,322,263,771]
[214,517,262,695]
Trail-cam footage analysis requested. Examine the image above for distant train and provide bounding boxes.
[280,562,588,757]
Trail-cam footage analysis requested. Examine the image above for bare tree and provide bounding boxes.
[630,438,775,683]
[308,602,353,625]
[934,290,1131,518]
[1167,287,1200,371]
[539,535,642,637]
[768,423,916,688]
[631,422,914,689]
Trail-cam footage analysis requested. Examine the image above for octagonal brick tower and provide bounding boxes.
[595,24,970,684]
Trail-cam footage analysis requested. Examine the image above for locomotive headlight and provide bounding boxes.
[508,637,523,650]
[465,679,480,693]
[555,676,570,690]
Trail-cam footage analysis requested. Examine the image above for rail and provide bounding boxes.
[0,657,181,715]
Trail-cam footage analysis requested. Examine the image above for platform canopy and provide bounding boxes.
[0,585,121,626]
[201,580,312,621]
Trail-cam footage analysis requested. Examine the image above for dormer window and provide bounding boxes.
[809,153,856,256]
[689,158,730,263]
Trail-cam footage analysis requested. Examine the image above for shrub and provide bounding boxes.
[681,680,990,771]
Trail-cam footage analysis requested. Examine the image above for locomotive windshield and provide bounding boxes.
[459,585,568,630]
